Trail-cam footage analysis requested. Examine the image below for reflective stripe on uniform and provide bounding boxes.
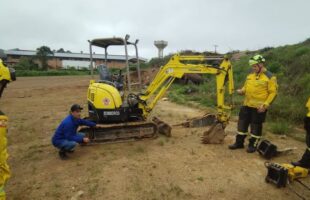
[250,134,262,139]
[237,131,248,136]
[250,134,262,147]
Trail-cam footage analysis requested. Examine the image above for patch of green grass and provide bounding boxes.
[135,146,145,153]
[169,183,184,196]
[157,140,165,146]
[190,148,195,155]
[218,188,225,193]
[268,120,291,135]
[88,179,100,195]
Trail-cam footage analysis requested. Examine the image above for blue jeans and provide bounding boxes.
[55,132,85,151]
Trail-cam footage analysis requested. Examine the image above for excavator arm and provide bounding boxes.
[138,54,234,125]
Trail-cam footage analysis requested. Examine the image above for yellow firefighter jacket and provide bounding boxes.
[241,67,277,108]
[306,97,310,117]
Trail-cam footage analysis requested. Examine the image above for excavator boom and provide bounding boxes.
[138,54,234,125]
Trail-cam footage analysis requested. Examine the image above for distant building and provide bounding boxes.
[4,49,146,69]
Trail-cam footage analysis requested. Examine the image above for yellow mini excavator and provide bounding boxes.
[81,35,234,143]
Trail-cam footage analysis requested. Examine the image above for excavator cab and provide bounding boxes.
[87,35,147,124]
[88,34,142,92]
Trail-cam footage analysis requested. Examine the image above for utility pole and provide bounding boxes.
[213,45,218,54]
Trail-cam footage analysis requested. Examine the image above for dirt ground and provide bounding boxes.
[2,76,310,200]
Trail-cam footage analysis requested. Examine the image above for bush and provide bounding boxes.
[14,57,39,70]
[268,120,291,135]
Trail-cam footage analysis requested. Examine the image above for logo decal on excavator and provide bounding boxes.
[103,98,110,105]
[103,111,120,116]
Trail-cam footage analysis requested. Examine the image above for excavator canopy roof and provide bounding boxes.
[90,37,134,48]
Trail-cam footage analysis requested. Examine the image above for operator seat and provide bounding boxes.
[97,64,123,91]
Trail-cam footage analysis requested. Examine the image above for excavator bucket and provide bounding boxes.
[174,114,226,144]
[201,123,226,144]
[152,116,172,137]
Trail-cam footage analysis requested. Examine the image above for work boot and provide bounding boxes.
[66,149,75,153]
[291,149,310,168]
[59,149,68,160]
[229,134,246,150]
[247,137,259,153]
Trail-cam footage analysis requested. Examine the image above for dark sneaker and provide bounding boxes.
[59,150,68,160]
[66,149,75,153]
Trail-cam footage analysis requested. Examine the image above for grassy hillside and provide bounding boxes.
[167,38,310,134]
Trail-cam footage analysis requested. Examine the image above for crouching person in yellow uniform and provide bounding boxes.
[229,55,278,153]
[291,97,310,168]
[0,113,10,200]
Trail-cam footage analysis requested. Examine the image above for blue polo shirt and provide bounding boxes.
[52,114,96,146]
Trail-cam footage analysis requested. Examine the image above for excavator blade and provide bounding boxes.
[201,122,227,144]
[80,121,158,143]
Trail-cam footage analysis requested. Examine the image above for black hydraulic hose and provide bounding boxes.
[288,185,307,200]
[296,179,310,191]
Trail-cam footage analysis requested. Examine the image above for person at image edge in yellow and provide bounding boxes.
[291,97,310,168]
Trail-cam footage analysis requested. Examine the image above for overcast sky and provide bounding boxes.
[0,0,309,58]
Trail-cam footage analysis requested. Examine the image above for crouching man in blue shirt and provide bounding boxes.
[52,104,97,160]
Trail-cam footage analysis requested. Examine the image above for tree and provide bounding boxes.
[15,56,39,70]
[56,48,65,53]
[36,46,53,70]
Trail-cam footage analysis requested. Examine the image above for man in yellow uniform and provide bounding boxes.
[0,114,10,200]
[291,97,310,168]
[0,50,15,200]
[229,55,278,153]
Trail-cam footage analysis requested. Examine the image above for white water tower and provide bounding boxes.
[154,40,168,58]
